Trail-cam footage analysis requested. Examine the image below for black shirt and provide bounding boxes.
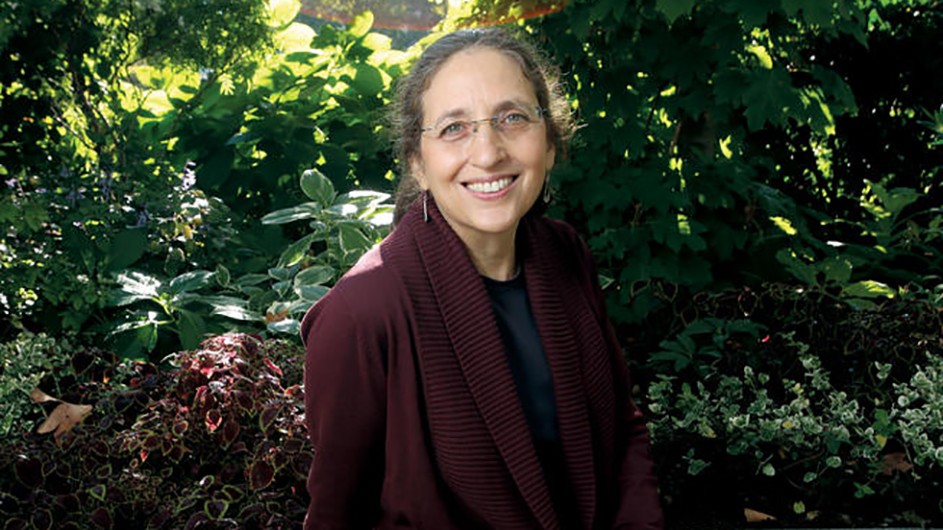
[482,272,580,528]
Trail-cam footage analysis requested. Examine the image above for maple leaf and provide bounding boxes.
[37,401,93,441]
[30,388,57,403]
[744,507,776,523]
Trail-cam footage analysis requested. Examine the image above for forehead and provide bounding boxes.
[421,47,537,118]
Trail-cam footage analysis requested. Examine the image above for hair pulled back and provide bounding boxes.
[389,28,574,224]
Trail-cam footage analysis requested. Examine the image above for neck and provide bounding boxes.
[459,227,519,281]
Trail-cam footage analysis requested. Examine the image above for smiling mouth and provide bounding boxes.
[465,176,515,193]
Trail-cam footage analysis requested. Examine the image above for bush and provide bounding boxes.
[0,332,83,437]
[0,334,308,529]
[645,285,943,527]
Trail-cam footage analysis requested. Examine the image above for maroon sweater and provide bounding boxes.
[301,197,663,529]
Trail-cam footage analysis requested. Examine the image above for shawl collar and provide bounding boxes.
[383,196,615,529]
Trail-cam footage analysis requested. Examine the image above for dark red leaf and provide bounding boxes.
[205,409,222,433]
[31,508,53,530]
[219,418,240,448]
[89,507,113,528]
[14,457,43,488]
[259,405,280,433]
[204,499,229,520]
[247,459,275,491]
[263,358,283,377]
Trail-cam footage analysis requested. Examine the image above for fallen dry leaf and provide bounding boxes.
[37,401,93,440]
[881,452,914,475]
[30,387,57,403]
[744,507,777,523]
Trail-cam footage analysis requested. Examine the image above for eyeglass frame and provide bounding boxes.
[419,104,547,143]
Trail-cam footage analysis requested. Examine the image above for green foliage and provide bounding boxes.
[0,333,74,437]
[258,168,392,336]
[0,0,408,353]
[526,0,942,328]
[0,334,308,529]
[645,285,943,525]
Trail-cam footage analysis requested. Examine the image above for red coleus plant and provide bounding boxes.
[0,334,310,529]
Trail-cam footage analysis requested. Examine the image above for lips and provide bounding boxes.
[464,176,515,193]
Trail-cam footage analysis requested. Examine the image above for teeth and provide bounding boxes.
[466,177,513,193]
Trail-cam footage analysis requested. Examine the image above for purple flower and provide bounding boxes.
[3,178,18,189]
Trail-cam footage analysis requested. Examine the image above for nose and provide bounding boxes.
[466,120,506,167]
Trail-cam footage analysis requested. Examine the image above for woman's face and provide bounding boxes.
[411,47,555,247]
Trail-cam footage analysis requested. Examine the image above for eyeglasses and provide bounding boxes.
[420,105,546,143]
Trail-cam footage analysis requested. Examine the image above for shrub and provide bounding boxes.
[0,332,80,437]
[0,334,309,529]
[645,285,943,527]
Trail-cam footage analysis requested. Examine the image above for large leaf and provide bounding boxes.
[337,224,373,254]
[261,203,321,225]
[655,0,696,22]
[347,10,374,38]
[110,272,162,306]
[278,234,317,268]
[351,63,384,97]
[300,168,336,207]
[294,265,334,286]
[167,270,214,295]
[177,308,206,350]
[294,284,330,303]
[105,229,147,272]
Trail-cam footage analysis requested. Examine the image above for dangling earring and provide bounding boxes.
[542,173,552,204]
[422,190,429,223]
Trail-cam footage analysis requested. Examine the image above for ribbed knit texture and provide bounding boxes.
[384,197,618,529]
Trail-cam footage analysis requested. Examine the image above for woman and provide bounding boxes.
[302,28,663,529]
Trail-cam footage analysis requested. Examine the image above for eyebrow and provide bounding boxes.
[428,98,537,126]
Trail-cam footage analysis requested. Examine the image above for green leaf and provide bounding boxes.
[235,274,270,287]
[843,280,895,299]
[782,0,834,26]
[821,256,852,284]
[655,0,696,22]
[267,319,300,335]
[337,224,373,254]
[168,270,214,295]
[742,68,797,131]
[177,308,206,350]
[210,304,262,322]
[347,10,374,38]
[278,234,316,268]
[110,272,161,306]
[268,266,297,282]
[268,0,300,27]
[294,284,330,302]
[294,265,334,286]
[215,265,231,287]
[300,168,336,207]
[261,203,321,225]
[105,229,147,272]
[351,63,383,97]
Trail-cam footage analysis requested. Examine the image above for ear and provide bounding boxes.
[409,155,428,190]
[545,144,556,173]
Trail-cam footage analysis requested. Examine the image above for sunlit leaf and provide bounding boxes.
[300,168,336,206]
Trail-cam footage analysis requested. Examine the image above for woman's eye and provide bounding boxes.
[501,112,530,127]
[439,122,467,139]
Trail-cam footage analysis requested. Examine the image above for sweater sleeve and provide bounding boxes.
[578,238,664,529]
[302,289,386,530]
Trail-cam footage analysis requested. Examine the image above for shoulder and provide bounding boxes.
[300,234,412,348]
[527,215,595,267]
